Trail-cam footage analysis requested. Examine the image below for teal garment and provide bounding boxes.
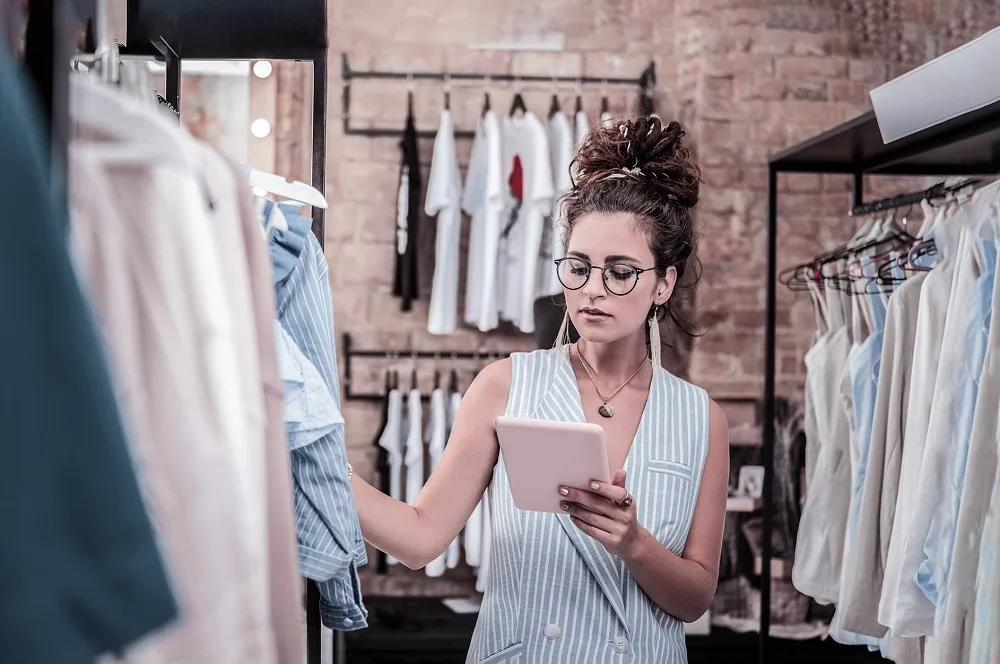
[0,44,177,663]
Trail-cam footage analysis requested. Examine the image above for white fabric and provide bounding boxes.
[879,209,963,634]
[404,388,424,506]
[792,277,852,604]
[462,111,504,332]
[838,272,926,643]
[445,391,462,569]
[574,109,589,149]
[425,110,463,335]
[378,389,404,565]
[497,111,554,333]
[886,212,974,638]
[944,201,1000,664]
[424,388,448,577]
[536,111,575,299]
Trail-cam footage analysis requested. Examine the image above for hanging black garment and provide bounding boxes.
[392,107,421,311]
[373,373,394,574]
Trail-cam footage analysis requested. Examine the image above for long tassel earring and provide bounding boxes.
[556,310,571,358]
[649,305,662,372]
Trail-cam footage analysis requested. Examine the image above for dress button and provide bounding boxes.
[613,635,629,653]
[544,623,561,640]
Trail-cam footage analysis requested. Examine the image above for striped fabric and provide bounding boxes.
[467,347,710,663]
[272,216,368,630]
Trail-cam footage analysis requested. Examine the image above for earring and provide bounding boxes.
[556,310,571,357]
[649,305,662,371]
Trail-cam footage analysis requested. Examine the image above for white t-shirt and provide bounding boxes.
[404,388,424,506]
[445,391,462,569]
[425,110,463,335]
[536,111,575,299]
[424,388,448,577]
[462,111,504,332]
[377,388,404,564]
[498,111,554,333]
[574,109,590,150]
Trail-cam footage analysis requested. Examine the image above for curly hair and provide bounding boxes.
[560,115,704,344]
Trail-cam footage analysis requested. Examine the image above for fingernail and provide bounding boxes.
[559,487,569,496]
[591,481,600,490]
[561,502,570,511]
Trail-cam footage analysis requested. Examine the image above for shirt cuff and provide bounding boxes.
[317,562,368,631]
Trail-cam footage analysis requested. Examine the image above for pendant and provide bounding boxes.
[598,403,614,418]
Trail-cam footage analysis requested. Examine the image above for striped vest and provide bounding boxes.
[467,347,710,664]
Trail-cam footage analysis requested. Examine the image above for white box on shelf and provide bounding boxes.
[870,25,1000,144]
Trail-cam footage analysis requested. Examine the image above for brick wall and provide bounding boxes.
[262,0,997,594]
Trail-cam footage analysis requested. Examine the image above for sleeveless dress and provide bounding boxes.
[466,347,710,664]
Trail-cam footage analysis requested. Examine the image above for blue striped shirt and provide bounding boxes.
[468,347,709,663]
[270,204,368,630]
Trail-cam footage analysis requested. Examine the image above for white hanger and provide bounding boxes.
[246,169,328,209]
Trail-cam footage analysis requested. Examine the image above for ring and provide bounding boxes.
[618,491,634,508]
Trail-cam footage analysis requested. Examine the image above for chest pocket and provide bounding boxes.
[642,458,697,553]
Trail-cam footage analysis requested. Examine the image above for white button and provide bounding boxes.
[544,623,561,640]
[613,635,629,653]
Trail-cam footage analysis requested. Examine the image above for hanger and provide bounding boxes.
[406,74,415,119]
[443,74,451,111]
[246,169,328,209]
[449,368,458,393]
[391,370,399,390]
[410,368,418,390]
[574,79,583,114]
[600,94,609,115]
[510,77,526,116]
[549,92,561,118]
[434,369,441,390]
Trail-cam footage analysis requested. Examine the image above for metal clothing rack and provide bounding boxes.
[341,53,656,139]
[341,332,514,401]
[848,177,981,217]
[763,100,1000,662]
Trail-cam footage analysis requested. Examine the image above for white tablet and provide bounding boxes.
[494,415,611,513]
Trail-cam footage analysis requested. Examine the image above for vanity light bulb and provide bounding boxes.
[253,61,273,79]
[251,118,271,138]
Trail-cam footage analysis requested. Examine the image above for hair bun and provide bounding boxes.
[574,116,700,209]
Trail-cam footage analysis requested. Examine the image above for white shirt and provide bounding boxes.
[536,111,575,299]
[424,388,448,577]
[879,212,962,633]
[574,109,589,149]
[462,111,504,332]
[426,110,463,335]
[378,389,404,565]
[498,111,554,333]
[404,387,424,506]
[445,391,462,569]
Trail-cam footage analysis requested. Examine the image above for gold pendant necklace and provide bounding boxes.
[574,344,647,418]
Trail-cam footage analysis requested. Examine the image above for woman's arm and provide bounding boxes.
[620,398,730,622]
[350,358,512,570]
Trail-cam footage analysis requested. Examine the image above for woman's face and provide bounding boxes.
[561,212,676,344]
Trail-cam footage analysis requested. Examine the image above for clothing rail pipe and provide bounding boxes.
[848,177,981,217]
[341,53,656,139]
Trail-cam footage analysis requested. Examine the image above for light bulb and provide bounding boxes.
[250,118,271,138]
[252,61,273,79]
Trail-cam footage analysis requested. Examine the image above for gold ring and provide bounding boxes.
[619,492,634,508]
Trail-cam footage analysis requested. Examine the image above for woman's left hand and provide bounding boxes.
[559,469,641,559]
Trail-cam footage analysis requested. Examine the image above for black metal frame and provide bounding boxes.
[762,105,1000,662]
[341,53,656,139]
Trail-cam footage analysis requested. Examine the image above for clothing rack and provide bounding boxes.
[765,97,1000,663]
[848,177,982,217]
[341,332,514,401]
[341,53,656,139]
[119,2,331,662]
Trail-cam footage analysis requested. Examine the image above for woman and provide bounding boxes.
[348,116,730,663]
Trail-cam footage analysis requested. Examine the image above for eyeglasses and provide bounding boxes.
[553,257,655,296]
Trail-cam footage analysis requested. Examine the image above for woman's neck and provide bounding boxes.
[576,332,649,382]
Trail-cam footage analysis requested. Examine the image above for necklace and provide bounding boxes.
[574,344,647,418]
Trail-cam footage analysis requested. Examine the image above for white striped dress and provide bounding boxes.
[467,347,710,663]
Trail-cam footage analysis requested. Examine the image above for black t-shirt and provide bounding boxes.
[393,114,421,311]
